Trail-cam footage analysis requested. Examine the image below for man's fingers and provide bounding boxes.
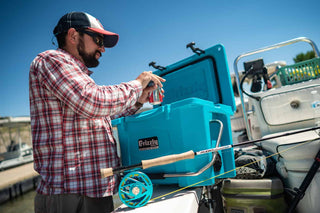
[136,71,166,89]
[150,74,166,88]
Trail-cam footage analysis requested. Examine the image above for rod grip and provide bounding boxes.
[100,168,114,178]
[142,150,195,169]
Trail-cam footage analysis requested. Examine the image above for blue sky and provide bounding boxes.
[1,0,320,117]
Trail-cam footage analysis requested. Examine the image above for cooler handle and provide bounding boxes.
[163,119,223,178]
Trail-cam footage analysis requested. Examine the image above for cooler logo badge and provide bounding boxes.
[138,136,159,151]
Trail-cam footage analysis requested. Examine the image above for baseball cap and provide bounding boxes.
[53,12,119,48]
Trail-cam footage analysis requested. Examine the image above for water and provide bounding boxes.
[0,190,123,213]
[0,190,35,213]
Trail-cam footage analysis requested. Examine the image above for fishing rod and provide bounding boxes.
[101,125,320,178]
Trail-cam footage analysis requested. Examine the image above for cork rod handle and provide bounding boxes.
[142,150,195,169]
[100,150,195,178]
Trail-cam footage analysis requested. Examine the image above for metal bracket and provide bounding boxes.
[186,42,205,55]
[149,61,166,71]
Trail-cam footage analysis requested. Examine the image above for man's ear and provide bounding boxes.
[66,28,78,45]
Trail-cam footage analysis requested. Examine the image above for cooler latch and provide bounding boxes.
[149,61,166,71]
[186,42,205,55]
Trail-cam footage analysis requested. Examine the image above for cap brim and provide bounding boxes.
[88,27,119,48]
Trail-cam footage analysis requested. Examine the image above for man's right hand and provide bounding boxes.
[136,71,166,89]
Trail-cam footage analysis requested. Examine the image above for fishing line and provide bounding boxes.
[101,126,320,178]
[150,137,319,202]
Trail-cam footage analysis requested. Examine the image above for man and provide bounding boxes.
[29,12,165,213]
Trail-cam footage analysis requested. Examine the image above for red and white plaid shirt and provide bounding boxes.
[29,49,142,197]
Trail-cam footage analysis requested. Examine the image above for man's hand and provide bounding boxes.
[136,71,165,89]
[137,87,165,104]
[136,71,165,104]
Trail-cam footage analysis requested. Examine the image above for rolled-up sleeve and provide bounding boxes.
[33,52,143,119]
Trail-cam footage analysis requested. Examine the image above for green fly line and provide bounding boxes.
[150,138,319,202]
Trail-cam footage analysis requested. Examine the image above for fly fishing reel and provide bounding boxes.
[118,171,153,208]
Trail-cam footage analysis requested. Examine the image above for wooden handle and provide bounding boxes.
[100,168,113,178]
[141,150,195,169]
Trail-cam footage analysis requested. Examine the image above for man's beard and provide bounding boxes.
[77,37,100,68]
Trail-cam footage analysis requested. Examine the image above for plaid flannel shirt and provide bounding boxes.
[29,49,142,197]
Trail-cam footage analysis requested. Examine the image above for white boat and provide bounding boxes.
[233,37,320,213]
[0,117,33,170]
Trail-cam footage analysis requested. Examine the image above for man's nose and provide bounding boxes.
[99,46,105,53]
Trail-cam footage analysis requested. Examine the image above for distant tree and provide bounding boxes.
[293,50,315,63]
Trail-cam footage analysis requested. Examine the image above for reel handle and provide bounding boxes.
[142,150,195,169]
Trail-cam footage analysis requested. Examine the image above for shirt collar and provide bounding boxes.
[57,48,94,76]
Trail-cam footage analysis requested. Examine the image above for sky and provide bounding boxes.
[1,0,320,117]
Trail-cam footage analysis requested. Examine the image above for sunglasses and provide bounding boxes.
[78,29,104,47]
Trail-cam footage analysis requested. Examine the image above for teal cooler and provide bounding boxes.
[113,44,236,187]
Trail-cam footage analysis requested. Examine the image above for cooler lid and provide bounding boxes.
[153,44,236,111]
